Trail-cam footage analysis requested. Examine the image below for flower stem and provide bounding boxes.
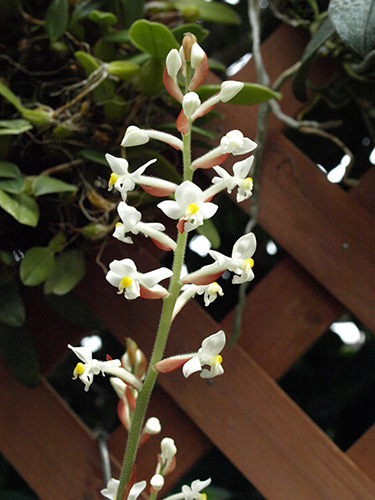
[116,102,192,500]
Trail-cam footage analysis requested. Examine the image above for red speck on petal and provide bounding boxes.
[189,54,209,91]
[192,153,229,171]
[117,398,130,430]
[177,219,186,234]
[182,270,225,285]
[125,384,137,412]
[140,285,168,299]
[163,67,183,102]
[154,356,193,373]
[151,237,174,252]
[176,110,189,135]
[140,184,176,197]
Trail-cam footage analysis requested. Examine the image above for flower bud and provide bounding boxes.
[144,417,162,435]
[220,81,244,103]
[182,32,197,62]
[151,474,164,491]
[161,437,177,460]
[166,49,182,77]
[182,92,201,118]
[109,377,126,398]
[121,126,149,147]
[190,42,205,69]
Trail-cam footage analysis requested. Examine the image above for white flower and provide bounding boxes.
[68,344,121,391]
[101,479,146,500]
[183,330,225,379]
[172,282,224,320]
[162,478,212,500]
[191,130,257,170]
[183,233,256,286]
[154,331,225,379]
[158,181,218,233]
[205,156,254,202]
[114,202,176,251]
[121,125,183,151]
[106,258,173,300]
[106,154,156,199]
[154,437,177,477]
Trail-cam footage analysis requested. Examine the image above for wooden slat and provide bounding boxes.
[221,255,343,380]
[0,358,117,500]
[161,303,375,500]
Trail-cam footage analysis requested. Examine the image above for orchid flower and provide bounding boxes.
[204,156,255,202]
[182,232,256,286]
[191,130,257,171]
[114,202,176,251]
[106,258,173,300]
[156,437,177,476]
[101,479,146,500]
[106,154,156,200]
[161,478,212,500]
[121,125,183,151]
[157,181,218,233]
[172,282,224,320]
[154,330,225,379]
[68,345,142,392]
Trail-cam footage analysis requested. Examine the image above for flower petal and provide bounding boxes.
[182,355,202,378]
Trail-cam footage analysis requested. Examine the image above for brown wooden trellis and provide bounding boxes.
[1,23,375,500]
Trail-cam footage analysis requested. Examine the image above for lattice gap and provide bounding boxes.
[279,313,375,451]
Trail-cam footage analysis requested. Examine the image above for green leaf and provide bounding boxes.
[107,60,140,80]
[171,23,209,44]
[0,81,23,112]
[129,20,179,59]
[197,217,221,249]
[89,9,117,26]
[0,119,33,135]
[197,83,282,105]
[32,175,78,196]
[0,277,25,327]
[43,249,86,295]
[0,189,39,227]
[45,0,69,41]
[103,29,130,43]
[0,177,26,194]
[72,0,107,22]
[174,0,241,25]
[20,247,56,286]
[0,323,41,387]
[292,17,335,102]
[79,148,108,165]
[139,57,164,95]
[0,161,21,179]
[117,0,145,28]
[329,0,375,56]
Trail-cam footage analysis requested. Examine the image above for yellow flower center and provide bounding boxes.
[210,354,223,367]
[241,257,254,270]
[74,362,85,376]
[198,494,207,500]
[109,172,119,186]
[186,203,199,216]
[115,222,123,228]
[119,276,133,292]
[240,176,253,190]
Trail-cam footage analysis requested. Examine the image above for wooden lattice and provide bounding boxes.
[1,24,375,500]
